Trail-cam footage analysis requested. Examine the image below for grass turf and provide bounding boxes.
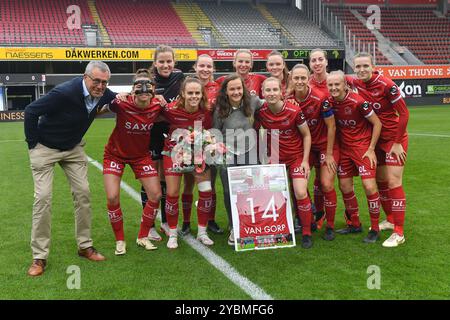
[0,105,449,299]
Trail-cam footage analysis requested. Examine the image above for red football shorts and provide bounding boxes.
[337,147,376,180]
[309,143,340,168]
[285,157,308,179]
[103,155,158,179]
[376,134,409,167]
[163,154,184,177]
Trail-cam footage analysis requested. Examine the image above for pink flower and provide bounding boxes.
[203,130,212,143]
[216,142,227,154]
[182,151,192,165]
[195,161,206,173]
[194,152,204,165]
[173,150,183,165]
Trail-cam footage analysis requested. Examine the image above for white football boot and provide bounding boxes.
[382,233,405,247]
[379,220,394,231]
[136,237,157,250]
[115,240,126,256]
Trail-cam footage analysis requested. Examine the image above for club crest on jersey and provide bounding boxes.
[344,106,352,115]
[306,107,314,114]
[362,101,370,111]
[322,100,330,110]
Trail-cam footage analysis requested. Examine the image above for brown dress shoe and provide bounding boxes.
[78,246,106,261]
[27,259,46,277]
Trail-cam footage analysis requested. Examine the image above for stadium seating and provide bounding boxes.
[327,6,391,65]
[0,0,93,46]
[357,7,450,64]
[265,4,339,48]
[95,0,196,47]
[198,2,282,47]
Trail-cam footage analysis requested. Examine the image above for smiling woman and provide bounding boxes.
[160,77,215,250]
[101,68,163,256]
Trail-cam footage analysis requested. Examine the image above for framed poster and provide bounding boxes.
[228,164,296,252]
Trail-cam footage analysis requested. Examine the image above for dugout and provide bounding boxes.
[0,74,45,111]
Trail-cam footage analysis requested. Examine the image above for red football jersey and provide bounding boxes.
[255,101,307,165]
[287,87,333,149]
[216,73,267,98]
[205,80,220,106]
[161,101,213,151]
[329,91,374,149]
[309,76,330,97]
[346,72,408,143]
[105,96,162,161]
[236,185,288,239]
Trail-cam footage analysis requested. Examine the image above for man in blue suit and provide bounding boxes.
[24,61,116,276]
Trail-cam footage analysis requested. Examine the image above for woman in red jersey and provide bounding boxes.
[266,50,289,97]
[161,77,215,249]
[216,49,266,98]
[255,77,314,249]
[309,48,330,96]
[326,71,383,244]
[308,48,331,226]
[102,69,162,255]
[349,53,409,247]
[287,64,339,241]
[178,54,224,237]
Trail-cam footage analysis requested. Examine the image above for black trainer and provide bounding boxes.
[322,227,335,241]
[178,222,191,237]
[363,229,380,243]
[336,225,363,235]
[207,220,224,234]
[294,216,302,234]
[314,210,325,222]
[301,235,313,249]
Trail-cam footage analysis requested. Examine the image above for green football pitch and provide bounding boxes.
[1,105,449,300]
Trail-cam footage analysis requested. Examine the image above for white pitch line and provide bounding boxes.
[87,156,274,300]
[409,133,450,138]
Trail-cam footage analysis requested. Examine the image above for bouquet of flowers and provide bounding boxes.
[162,127,227,174]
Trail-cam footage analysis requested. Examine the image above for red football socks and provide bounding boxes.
[182,193,193,223]
[323,189,337,229]
[138,200,159,239]
[209,191,217,221]
[390,186,406,236]
[367,192,381,232]
[343,191,361,227]
[165,195,179,230]
[378,181,394,223]
[313,176,324,213]
[107,203,124,241]
[296,197,313,236]
[197,191,212,227]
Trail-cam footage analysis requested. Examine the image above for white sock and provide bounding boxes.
[169,228,177,237]
[198,225,207,236]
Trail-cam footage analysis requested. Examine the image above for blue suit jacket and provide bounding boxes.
[24,76,116,150]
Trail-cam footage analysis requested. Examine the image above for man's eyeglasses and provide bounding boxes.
[86,74,109,86]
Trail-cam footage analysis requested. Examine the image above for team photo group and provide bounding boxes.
[24,45,409,277]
